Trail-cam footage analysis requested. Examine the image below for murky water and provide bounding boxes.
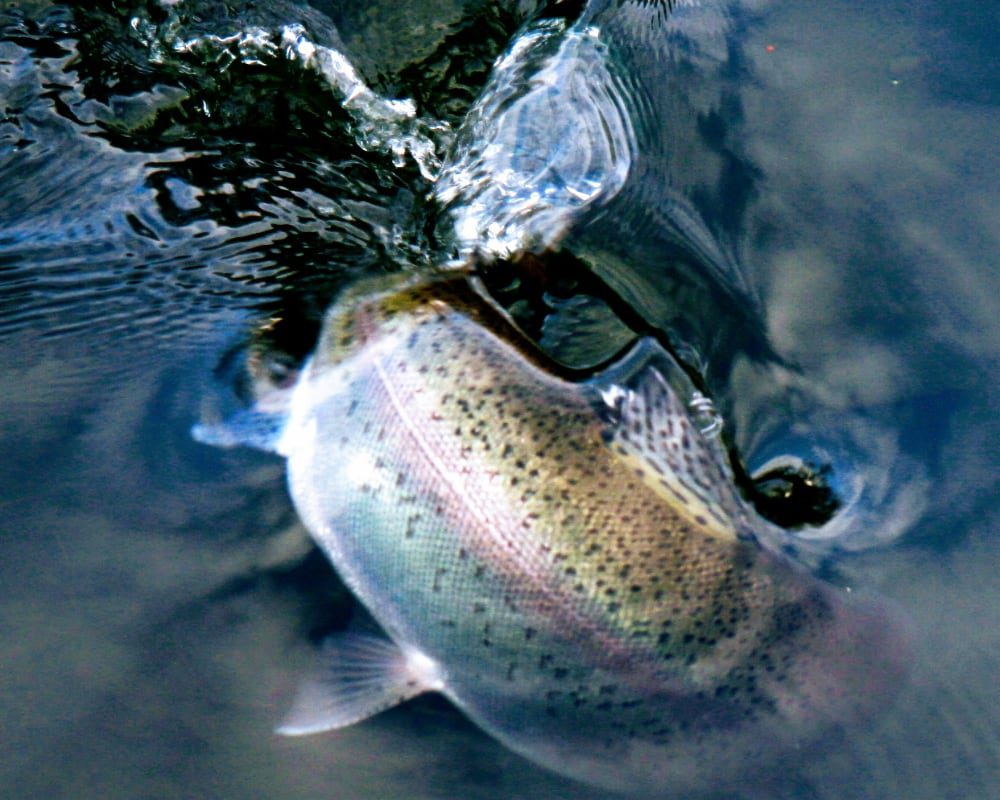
[1,1,996,798]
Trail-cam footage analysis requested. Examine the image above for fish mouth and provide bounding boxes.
[776,585,915,733]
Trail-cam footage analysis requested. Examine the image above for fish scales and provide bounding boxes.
[259,273,907,793]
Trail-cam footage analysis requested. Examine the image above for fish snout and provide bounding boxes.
[774,586,913,733]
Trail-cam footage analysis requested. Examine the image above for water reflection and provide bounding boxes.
[0,1,996,798]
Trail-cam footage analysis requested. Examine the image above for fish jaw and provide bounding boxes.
[769,581,913,730]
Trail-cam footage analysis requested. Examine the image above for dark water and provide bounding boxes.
[1,1,996,798]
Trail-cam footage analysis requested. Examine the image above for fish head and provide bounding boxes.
[767,578,914,733]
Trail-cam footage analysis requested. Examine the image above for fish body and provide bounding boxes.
[198,273,906,794]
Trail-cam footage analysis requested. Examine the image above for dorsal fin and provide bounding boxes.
[595,342,754,542]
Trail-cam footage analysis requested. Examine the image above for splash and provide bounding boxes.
[280,25,451,182]
[435,18,636,263]
[127,7,640,268]
[129,14,451,182]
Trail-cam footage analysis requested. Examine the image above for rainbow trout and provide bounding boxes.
[195,273,906,795]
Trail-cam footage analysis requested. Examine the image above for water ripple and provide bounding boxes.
[0,19,426,355]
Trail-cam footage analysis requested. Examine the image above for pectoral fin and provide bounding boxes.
[277,631,444,736]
